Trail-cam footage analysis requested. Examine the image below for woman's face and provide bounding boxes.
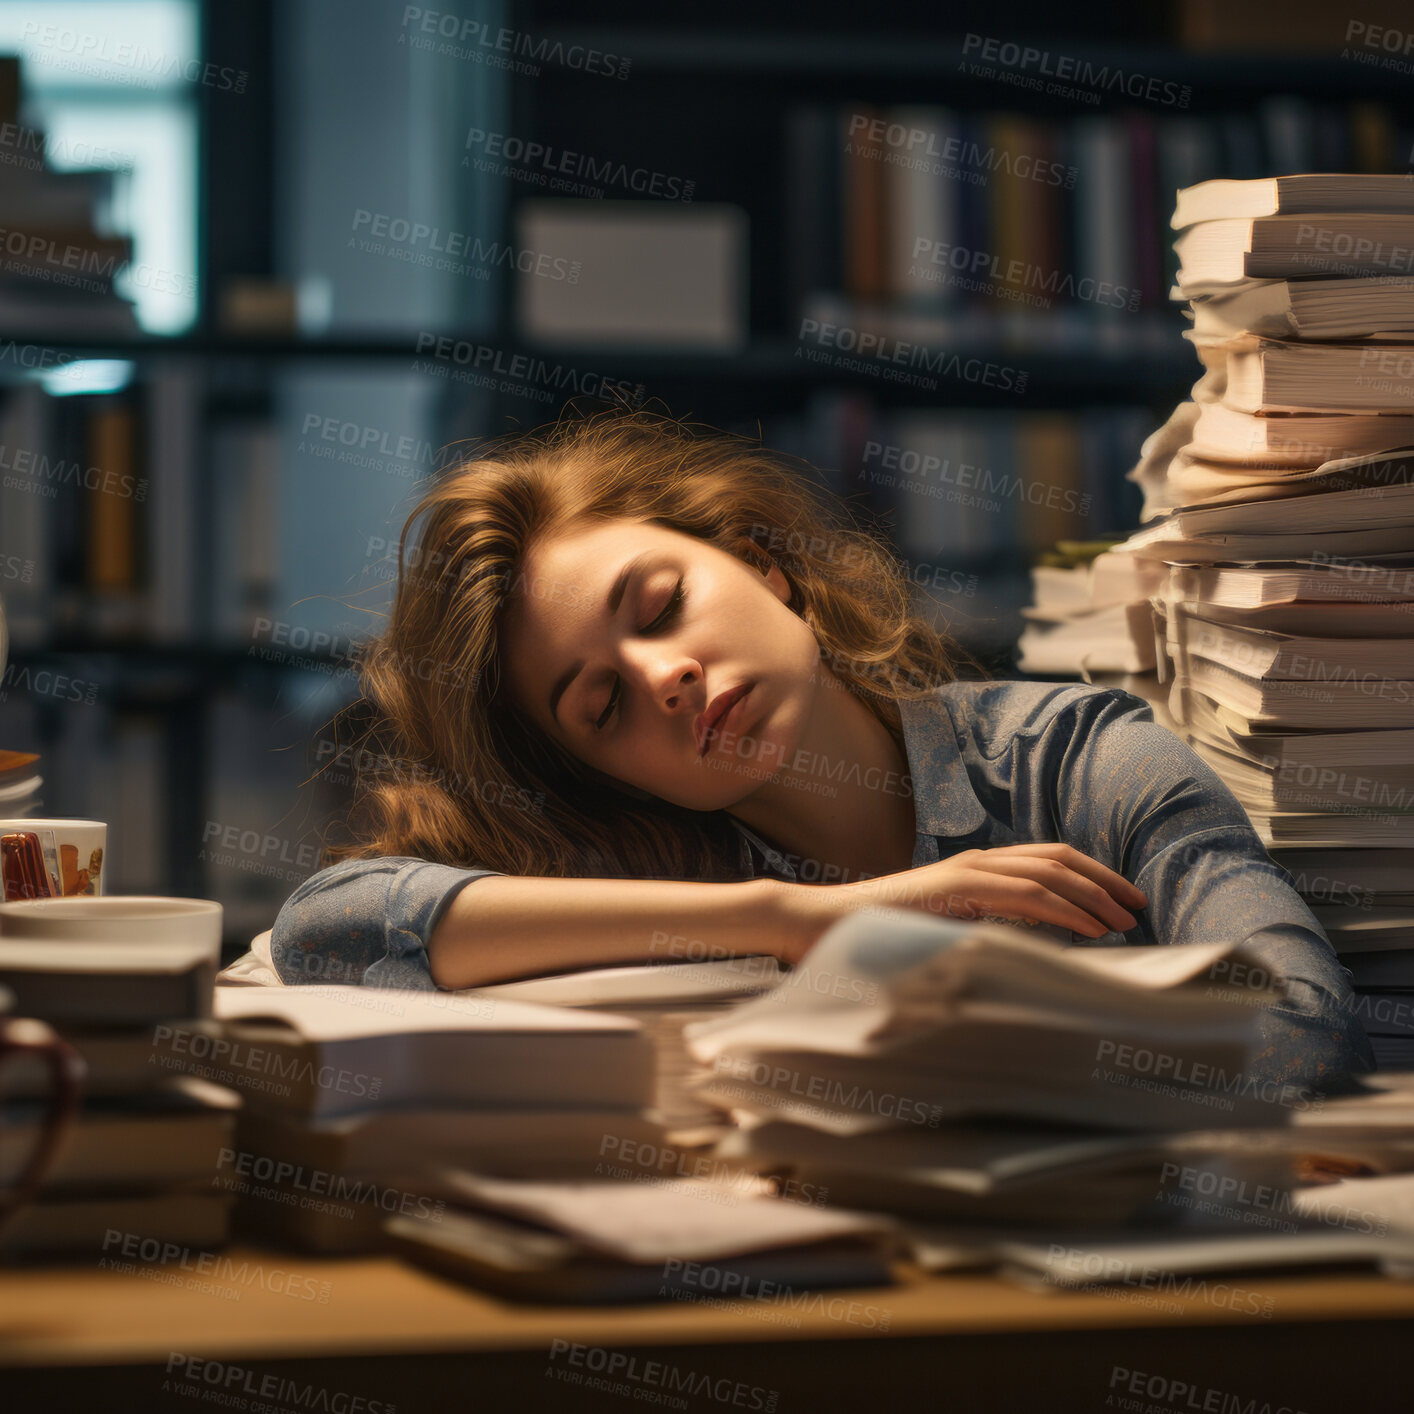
[501,517,824,810]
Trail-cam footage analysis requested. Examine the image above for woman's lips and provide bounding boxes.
[699,683,753,757]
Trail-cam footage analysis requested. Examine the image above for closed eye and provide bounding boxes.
[593,578,687,732]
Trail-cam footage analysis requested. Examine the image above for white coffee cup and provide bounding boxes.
[0,819,107,897]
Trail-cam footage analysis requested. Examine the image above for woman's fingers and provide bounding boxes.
[988,843,1148,911]
[939,869,1112,939]
[974,856,1139,934]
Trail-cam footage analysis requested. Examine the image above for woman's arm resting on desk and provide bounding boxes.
[273,843,1147,992]
[429,873,813,989]
[1033,687,1374,1084]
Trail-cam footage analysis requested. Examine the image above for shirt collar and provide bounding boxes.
[897,689,989,839]
[727,687,988,878]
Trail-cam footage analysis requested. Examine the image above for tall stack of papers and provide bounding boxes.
[0,921,235,1259]
[190,986,660,1252]
[1018,542,1164,676]
[1085,175,1414,1068]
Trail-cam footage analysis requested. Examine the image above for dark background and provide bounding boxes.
[1,0,1409,951]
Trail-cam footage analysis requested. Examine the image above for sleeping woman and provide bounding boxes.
[271,409,1373,1090]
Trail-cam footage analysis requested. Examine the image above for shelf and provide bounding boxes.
[0,332,1198,403]
[538,30,1414,91]
[0,334,451,360]
[7,642,360,672]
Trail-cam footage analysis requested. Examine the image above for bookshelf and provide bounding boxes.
[1,2,1411,951]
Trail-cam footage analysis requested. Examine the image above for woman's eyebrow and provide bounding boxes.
[547,553,656,726]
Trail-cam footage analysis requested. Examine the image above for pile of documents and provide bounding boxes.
[386,1170,897,1303]
[0,918,236,1259]
[683,909,1414,1289]
[196,984,664,1253]
[1046,174,1414,1068]
[1016,541,1163,677]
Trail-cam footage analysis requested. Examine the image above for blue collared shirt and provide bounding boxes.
[270,680,1373,1080]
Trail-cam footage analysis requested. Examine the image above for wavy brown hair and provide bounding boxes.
[322,406,970,882]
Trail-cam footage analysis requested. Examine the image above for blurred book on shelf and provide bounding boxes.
[515,199,748,351]
[0,378,282,651]
[783,99,1405,348]
[1179,0,1414,53]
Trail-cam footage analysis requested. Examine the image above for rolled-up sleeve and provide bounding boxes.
[1024,687,1374,1082]
[270,856,501,989]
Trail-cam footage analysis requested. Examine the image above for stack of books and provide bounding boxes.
[0,55,138,335]
[195,986,665,1253]
[0,909,234,1259]
[1017,541,1164,676]
[1113,174,1414,1068]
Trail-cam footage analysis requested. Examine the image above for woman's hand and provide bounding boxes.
[777,844,1148,960]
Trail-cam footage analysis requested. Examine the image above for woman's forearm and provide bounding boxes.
[427,872,822,989]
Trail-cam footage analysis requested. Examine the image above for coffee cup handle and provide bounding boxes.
[0,1020,84,1228]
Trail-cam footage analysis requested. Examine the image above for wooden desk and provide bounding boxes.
[2,1244,1412,1412]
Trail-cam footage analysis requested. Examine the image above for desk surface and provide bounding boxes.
[2,1244,1414,1369]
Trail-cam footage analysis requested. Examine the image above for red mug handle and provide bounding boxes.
[0,1019,84,1231]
